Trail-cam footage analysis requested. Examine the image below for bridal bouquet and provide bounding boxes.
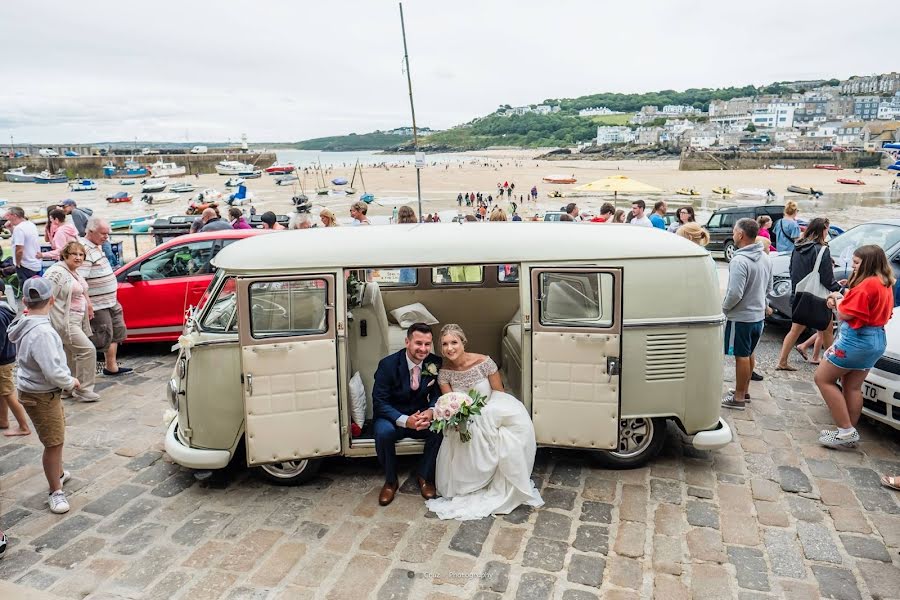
[430,390,487,443]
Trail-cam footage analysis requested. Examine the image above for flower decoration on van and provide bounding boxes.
[423,362,439,378]
[430,390,487,443]
[173,334,196,359]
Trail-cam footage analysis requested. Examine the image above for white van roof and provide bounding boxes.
[212,222,708,273]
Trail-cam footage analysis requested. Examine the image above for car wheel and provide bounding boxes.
[592,417,667,469]
[256,458,322,486]
[723,241,736,262]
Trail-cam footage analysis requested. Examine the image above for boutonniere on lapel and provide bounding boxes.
[423,362,439,378]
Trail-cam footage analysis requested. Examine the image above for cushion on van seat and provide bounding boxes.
[390,302,439,329]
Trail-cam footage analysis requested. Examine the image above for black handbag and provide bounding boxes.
[790,246,832,331]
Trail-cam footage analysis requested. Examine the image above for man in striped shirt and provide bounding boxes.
[78,218,132,377]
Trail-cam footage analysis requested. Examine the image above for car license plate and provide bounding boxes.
[862,381,883,401]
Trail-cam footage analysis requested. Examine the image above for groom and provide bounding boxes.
[372,322,443,506]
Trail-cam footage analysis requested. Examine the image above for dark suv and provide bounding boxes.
[704,205,785,261]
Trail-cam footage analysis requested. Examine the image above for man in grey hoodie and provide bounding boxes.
[8,278,80,514]
[721,218,773,410]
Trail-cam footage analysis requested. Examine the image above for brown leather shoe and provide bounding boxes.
[418,476,437,500]
[379,481,399,506]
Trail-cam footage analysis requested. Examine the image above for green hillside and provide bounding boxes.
[294,131,412,151]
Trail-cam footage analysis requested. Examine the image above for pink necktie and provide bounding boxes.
[411,365,420,391]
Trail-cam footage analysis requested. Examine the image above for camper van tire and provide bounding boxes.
[256,458,322,485]
[594,417,667,469]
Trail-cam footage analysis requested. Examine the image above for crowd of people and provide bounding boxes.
[0,204,134,522]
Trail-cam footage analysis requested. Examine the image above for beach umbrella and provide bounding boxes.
[575,175,663,208]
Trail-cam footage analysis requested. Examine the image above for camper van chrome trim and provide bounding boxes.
[623,315,726,329]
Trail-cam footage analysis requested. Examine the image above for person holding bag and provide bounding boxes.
[776,218,840,371]
[816,245,895,448]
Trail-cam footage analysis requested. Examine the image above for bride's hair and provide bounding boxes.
[440,323,468,346]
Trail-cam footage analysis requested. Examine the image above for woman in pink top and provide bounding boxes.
[229,207,252,230]
[37,208,79,260]
[43,241,99,402]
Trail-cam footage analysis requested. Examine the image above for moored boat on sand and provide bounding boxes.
[787,185,823,197]
[169,182,196,193]
[150,160,186,178]
[275,174,298,186]
[110,213,156,230]
[675,188,700,196]
[814,164,842,170]
[34,171,68,184]
[141,193,180,205]
[104,160,149,178]
[837,178,865,185]
[4,166,36,183]
[542,174,577,184]
[106,192,133,204]
[69,179,97,191]
[141,178,168,193]
[265,163,295,175]
[711,187,732,195]
[224,177,246,188]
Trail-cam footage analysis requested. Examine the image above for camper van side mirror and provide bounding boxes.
[126,271,143,283]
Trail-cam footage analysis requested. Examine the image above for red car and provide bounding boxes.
[115,229,266,343]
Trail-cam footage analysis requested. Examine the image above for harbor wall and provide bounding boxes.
[0,152,278,178]
[678,150,882,171]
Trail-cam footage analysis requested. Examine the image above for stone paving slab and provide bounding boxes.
[0,337,898,599]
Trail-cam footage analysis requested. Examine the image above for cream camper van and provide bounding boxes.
[164,223,732,484]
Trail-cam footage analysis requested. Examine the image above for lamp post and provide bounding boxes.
[399,2,422,222]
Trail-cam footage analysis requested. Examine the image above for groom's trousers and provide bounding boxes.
[373,418,443,484]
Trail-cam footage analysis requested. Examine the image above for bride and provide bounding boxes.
[426,324,543,520]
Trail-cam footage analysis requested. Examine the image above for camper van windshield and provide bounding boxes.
[201,277,237,332]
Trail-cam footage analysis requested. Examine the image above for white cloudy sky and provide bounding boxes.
[2,0,895,143]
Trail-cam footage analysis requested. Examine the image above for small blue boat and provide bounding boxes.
[361,192,375,203]
[103,160,149,178]
[69,179,97,191]
[34,171,68,184]
[332,177,348,185]
[110,213,157,231]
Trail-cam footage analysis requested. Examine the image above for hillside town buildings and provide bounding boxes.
[592,72,900,151]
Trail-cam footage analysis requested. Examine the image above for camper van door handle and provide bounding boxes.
[606,357,620,382]
[246,373,253,396]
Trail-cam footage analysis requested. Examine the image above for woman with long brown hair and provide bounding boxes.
[776,218,840,370]
[396,205,417,224]
[815,244,895,448]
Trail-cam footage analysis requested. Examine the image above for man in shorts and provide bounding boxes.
[721,218,773,410]
[7,278,80,513]
[78,217,132,376]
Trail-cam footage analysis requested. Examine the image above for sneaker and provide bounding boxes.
[728,389,751,403]
[48,490,69,514]
[73,390,100,402]
[60,470,71,486]
[751,371,764,381]
[819,429,860,449]
[102,366,133,377]
[721,392,746,411]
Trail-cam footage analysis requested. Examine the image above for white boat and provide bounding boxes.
[224,177,246,188]
[141,193,180,205]
[735,188,775,197]
[770,164,796,170]
[170,182,196,193]
[141,178,168,193]
[150,160,187,178]
[275,174,298,186]
[215,160,256,175]
[4,166,35,183]
[191,188,224,202]
[69,179,97,191]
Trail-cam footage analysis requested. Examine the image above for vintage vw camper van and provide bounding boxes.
[165,223,732,484]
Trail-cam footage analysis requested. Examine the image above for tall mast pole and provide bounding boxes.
[399,2,422,221]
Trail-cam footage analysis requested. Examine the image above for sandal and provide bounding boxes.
[794,346,809,362]
[775,364,798,371]
[881,475,900,491]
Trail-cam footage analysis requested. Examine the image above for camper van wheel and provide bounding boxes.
[257,458,322,486]
[593,417,666,469]
[723,241,736,262]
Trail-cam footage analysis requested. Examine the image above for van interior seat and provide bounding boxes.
[501,307,523,399]
[347,281,392,418]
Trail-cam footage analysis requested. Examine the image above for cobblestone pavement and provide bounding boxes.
[1,334,899,600]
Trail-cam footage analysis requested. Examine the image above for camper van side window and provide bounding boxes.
[200,277,237,332]
[432,265,484,285]
[539,272,613,328]
[249,279,328,339]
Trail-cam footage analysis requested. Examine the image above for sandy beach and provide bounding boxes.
[2,151,898,262]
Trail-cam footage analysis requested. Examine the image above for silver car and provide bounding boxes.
[767,219,900,326]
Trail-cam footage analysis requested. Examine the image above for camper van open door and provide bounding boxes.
[529,268,623,450]
[236,275,341,466]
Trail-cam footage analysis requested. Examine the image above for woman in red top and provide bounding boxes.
[815,244,895,449]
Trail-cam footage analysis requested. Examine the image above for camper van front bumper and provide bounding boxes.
[691,418,732,450]
[165,419,231,470]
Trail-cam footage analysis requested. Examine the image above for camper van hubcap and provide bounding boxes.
[613,418,653,458]
[261,460,309,479]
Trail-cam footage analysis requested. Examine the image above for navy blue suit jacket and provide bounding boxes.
[372,350,442,424]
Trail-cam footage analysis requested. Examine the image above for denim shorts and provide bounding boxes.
[825,322,886,371]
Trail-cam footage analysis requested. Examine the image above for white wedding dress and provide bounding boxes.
[426,357,544,520]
